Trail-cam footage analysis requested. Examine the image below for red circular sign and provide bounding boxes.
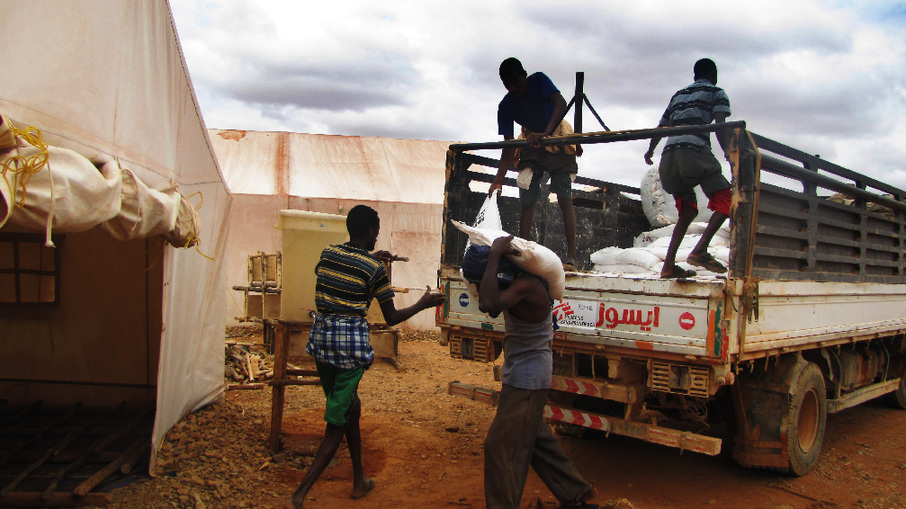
[679,312,695,330]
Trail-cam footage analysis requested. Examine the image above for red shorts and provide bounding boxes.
[675,188,731,216]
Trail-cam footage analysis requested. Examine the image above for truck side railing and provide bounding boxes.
[745,133,906,283]
[445,122,906,285]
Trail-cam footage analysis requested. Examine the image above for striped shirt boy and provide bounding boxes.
[659,78,731,153]
[306,243,394,369]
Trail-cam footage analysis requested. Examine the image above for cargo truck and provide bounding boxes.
[436,121,906,475]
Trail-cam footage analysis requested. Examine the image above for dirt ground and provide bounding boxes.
[99,329,906,509]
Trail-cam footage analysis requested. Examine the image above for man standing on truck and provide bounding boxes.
[461,236,599,509]
[284,205,446,509]
[644,58,732,278]
[489,57,581,271]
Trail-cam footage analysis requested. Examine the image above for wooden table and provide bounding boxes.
[268,320,321,453]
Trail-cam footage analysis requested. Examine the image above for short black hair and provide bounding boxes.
[461,244,521,288]
[694,58,717,80]
[346,205,379,237]
[499,57,526,81]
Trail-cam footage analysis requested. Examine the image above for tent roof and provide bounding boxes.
[0,2,224,191]
[211,130,451,204]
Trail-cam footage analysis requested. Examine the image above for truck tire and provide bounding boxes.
[785,363,827,476]
[883,376,906,409]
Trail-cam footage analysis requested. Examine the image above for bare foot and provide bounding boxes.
[351,478,375,499]
[283,497,303,509]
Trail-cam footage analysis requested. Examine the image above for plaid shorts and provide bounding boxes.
[306,313,373,369]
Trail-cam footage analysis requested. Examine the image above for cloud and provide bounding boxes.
[171,0,906,188]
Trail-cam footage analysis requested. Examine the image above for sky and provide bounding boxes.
[169,0,906,191]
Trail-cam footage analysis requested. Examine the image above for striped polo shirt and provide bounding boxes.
[314,243,394,316]
[659,78,731,153]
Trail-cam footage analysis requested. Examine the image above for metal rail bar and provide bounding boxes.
[450,121,747,151]
[759,153,906,214]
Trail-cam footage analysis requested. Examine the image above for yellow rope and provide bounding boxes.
[183,191,216,261]
[2,123,49,207]
[1,123,219,263]
[144,236,164,273]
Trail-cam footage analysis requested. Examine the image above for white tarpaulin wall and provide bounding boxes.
[0,1,229,470]
[212,130,448,330]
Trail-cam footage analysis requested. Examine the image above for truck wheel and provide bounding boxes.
[785,363,827,476]
[883,376,906,409]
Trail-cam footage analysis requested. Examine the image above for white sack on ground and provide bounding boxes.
[636,222,730,248]
[591,222,731,277]
[613,247,663,271]
[635,222,709,247]
[590,246,661,273]
[639,166,712,227]
[593,264,653,275]
[451,220,566,300]
[589,246,622,266]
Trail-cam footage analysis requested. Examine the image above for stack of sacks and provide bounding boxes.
[590,222,730,277]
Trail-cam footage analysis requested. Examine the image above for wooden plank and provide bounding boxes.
[285,368,318,377]
[269,322,291,453]
[2,403,123,497]
[0,402,80,468]
[0,492,111,508]
[72,438,149,496]
[41,403,152,500]
[268,379,322,387]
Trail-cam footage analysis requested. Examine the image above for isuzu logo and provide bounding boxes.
[596,304,660,332]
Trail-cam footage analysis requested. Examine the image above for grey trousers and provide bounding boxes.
[484,384,593,509]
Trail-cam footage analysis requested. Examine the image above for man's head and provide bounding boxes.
[694,58,718,85]
[499,57,528,95]
[346,205,380,251]
[461,244,521,288]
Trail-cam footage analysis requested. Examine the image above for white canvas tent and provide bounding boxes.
[0,0,229,471]
[211,130,449,330]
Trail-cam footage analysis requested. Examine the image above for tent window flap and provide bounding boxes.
[0,233,60,306]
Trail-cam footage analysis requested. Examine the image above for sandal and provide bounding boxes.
[686,252,727,273]
[661,266,697,279]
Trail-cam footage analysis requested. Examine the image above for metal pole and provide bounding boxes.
[574,72,584,134]
[451,121,747,152]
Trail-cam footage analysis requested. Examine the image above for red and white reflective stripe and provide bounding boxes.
[544,404,722,455]
[543,405,610,431]
[551,377,604,398]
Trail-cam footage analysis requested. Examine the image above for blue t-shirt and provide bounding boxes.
[497,72,559,138]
